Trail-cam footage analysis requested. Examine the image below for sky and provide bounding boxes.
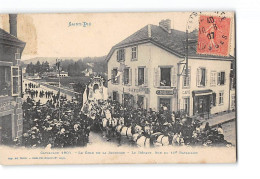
[0,12,235,60]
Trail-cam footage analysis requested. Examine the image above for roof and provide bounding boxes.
[106,24,235,61]
[0,28,26,48]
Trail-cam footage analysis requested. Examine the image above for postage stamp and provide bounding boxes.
[197,15,232,56]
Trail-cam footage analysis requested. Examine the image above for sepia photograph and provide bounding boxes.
[0,11,236,164]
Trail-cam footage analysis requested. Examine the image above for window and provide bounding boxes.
[160,67,171,86]
[111,68,119,84]
[117,49,125,62]
[197,68,206,87]
[218,72,225,85]
[183,68,190,88]
[11,66,19,96]
[15,53,21,60]
[210,71,217,86]
[131,46,137,60]
[138,67,144,85]
[123,68,130,85]
[219,91,224,105]
[0,66,11,96]
[183,97,190,115]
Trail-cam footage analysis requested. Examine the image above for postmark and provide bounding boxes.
[197,15,231,56]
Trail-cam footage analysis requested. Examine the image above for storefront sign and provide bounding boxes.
[128,87,150,94]
[182,90,190,94]
[156,90,174,95]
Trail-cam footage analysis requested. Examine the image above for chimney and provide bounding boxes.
[148,24,151,38]
[9,14,17,37]
[159,19,171,33]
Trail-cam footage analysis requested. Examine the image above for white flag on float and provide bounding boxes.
[81,86,88,112]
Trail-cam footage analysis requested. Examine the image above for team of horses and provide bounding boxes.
[99,109,185,148]
[92,108,233,148]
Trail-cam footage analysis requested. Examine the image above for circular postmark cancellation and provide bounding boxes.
[197,14,232,57]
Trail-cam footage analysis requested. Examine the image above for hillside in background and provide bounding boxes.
[22,56,106,65]
[22,56,108,77]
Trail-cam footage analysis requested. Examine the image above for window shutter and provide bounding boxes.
[218,72,220,85]
[111,70,114,84]
[144,68,148,86]
[224,72,226,85]
[154,68,159,87]
[205,69,208,86]
[117,71,120,84]
[196,68,199,86]
[129,68,132,85]
[135,68,138,86]
[122,70,124,85]
[171,66,176,87]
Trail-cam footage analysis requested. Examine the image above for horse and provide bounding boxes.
[152,132,170,147]
[132,133,150,148]
[115,123,145,146]
[101,117,118,140]
[172,132,185,146]
[115,125,133,139]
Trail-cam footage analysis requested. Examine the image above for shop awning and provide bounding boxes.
[192,89,213,96]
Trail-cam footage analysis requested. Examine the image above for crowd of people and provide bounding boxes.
[22,93,91,148]
[24,82,55,99]
[20,81,231,148]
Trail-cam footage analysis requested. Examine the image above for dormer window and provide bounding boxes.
[117,49,125,62]
[15,53,21,60]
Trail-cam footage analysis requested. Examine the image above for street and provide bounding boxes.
[23,78,74,104]
[222,120,236,146]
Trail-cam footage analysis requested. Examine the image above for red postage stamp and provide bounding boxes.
[197,15,231,56]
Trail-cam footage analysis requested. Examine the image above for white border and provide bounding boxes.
[1,0,260,179]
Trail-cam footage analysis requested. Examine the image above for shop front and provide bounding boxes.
[192,90,213,118]
[156,89,176,111]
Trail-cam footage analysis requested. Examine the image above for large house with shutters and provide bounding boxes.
[0,15,25,145]
[106,19,235,118]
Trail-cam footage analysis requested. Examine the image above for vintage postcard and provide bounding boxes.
[0,12,236,165]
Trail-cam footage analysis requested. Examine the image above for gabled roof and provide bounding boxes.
[106,24,235,61]
[0,28,26,48]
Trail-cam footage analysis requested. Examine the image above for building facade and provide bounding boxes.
[106,19,235,118]
[0,14,26,145]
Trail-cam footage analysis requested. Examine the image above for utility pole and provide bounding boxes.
[185,29,189,77]
[56,58,62,120]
